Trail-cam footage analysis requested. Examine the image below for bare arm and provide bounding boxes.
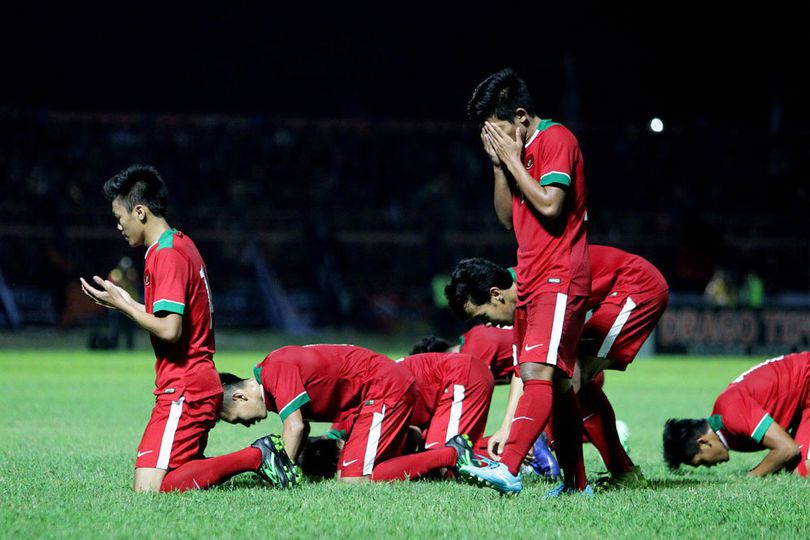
[484,122,566,220]
[80,276,183,343]
[748,422,802,477]
[480,131,513,229]
[493,167,513,229]
[487,373,525,458]
[281,409,309,462]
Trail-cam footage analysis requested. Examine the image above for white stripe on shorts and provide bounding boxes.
[363,405,386,476]
[546,292,568,365]
[597,296,637,358]
[156,396,185,470]
[445,384,466,442]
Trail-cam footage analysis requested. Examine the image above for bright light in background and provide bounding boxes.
[649,117,664,133]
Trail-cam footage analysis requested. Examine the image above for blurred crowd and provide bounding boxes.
[0,111,807,330]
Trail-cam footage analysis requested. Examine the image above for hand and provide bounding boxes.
[80,276,134,312]
[480,130,501,168]
[487,425,510,460]
[483,122,523,168]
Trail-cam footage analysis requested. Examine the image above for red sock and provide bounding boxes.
[474,436,489,455]
[579,380,634,475]
[552,388,588,490]
[160,447,262,492]
[370,447,457,481]
[499,380,554,475]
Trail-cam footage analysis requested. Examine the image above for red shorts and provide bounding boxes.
[580,291,669,369]
[513,293,588,378]
[338,386,416,478]
[423,359,495,448]
[135,393,222,470]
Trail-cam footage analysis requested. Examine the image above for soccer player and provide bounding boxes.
[401,351,495,448]
[412,326,516,385]
[80,165,272,493]
[218,344,476,482]
[663,352,810,477]
[460,68,591,495]
[446,245,668,487]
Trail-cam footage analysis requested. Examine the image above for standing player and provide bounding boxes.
[218,344,476,482]
[664,352,810,477]
[401,351,495,448]
[460,68,591,495]
[446,245,668,487]
[80,165,274,492]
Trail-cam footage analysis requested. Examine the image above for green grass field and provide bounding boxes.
[1,350,806,539]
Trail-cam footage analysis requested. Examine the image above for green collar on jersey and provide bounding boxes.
[253,365,262,384]
[538,119,561,132]
[155,228,178,253]
[708,414,724,432]
[507,267,517,282]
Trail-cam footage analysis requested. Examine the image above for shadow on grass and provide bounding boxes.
[647,477,724,490]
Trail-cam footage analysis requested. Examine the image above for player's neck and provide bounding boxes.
[526,116,541,139]
[143,219,172,247]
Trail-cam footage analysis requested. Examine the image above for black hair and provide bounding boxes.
[219,372,249,412]
[662,418,709,470]
[467,68,536,124]
[445,258,514,320]
[297,437,340,479]
[103,164,169,217]
[409,336,453,355]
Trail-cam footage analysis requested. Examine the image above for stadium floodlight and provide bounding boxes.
[649,118,664,133]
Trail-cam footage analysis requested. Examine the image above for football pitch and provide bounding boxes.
[1,350,806,539]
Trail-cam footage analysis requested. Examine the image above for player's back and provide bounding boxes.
[514,121,589,304]
[262,345,413,416]
[724,352,810,419]
[143,228,218,400]
[713,352,810,449]
[460,325,514,380]
[401,352,473,412]
[588,245,669,309]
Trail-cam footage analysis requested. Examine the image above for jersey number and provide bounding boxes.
[200,266,214,330]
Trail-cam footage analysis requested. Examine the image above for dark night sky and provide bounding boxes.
[2,3,809,128]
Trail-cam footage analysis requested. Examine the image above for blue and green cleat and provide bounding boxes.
[545,482,594,498]
[459,460,522,495]
[252,434,302,489]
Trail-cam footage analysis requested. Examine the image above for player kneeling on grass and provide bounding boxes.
[218,344,477,483]
[664,352,810,477]
[400,350,495,451]
[412,336,562,482]
[446,245,668,488]
[80,165,279,493]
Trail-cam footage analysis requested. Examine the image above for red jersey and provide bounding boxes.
[143,229,219,400]
[459,325,515,380]
[400,352,474,427]
[587,245,669,310]
[709,352,810,451]
[513,120,590,305]
[254,345,414,423]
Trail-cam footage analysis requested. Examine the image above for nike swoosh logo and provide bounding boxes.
[342,459,359,467]
[424,442,438,449]
[137,450,153,457]
[512,416,535,422]
[581,414,594,422]
[524,343,544,351]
